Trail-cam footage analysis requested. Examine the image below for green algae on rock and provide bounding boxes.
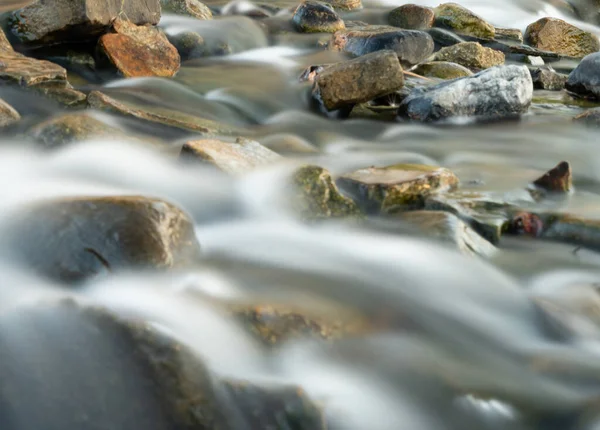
[292,1,345,33]
[525,17,600,58]
[337,164,459,214]
[413,61,473,79]
[433,42,505,70]
[291,165,363,220]
[434,3,495,39]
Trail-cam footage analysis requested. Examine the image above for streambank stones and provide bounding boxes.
[293,1,345,33]
[434,3,495,39]
[433,42,504,70]
[399,65,533,122]
[388,4,434,30]
[566,52,600,99]
[413,61,472,79]
[314,50,404,111]
[525,17,600,58]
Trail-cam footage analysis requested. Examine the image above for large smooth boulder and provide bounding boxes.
[398,65,533,122]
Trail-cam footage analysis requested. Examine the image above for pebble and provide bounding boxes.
[525,17,600,58]
[292,1,345,34]
[566,52,600,99]
[433,42,505,70]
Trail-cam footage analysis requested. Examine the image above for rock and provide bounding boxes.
[180,138,281,174]
[0,27,13,51]
[26,113,133,148]
[290,165,363,220]
[525,17,600,58]
[161,0,213,19]
[394,210,496,257]
[494,27,523,43]
[434,2,495,39]
[398,65,533,122]
[87,91,240,136]
[531,67,568,90]
[98,20,180,78]
[299,64,330,83]
[388,4,435,30]
[8,0,161,45]
[413,61,473,79]
[574,107,600,125]
[0,49,86,106]
[259,133,319,154]
[292,1,345,33]
[433,42,505,70]
[526,55,545,66]
[531,161,572,194]
[0,98,20,127]
[566,52,600,99]
[314,50,404,111]
[322,0,361,11]
[337,164,459,214]
[1,196,201,283]
[427,27,465,49]
[328,26,434,67]
[167,31,205,61]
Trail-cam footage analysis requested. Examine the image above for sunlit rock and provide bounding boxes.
[525,17,599,58]
[433,42,505,70]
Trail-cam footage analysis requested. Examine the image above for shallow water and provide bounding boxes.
[3,0,600,428]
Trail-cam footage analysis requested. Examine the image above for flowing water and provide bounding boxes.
[3,0,600,429]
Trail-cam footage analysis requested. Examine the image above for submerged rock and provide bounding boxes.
[337,164,459,214]
[395,210,496,257]
[98,20,180,78]
[573,107,600,125]
[434,3,495,39]
[290,165,363,220]
[494,27,523,43]
[314,50,404,111]
[433,42,505,70]
[413,61,472,79]
[398,65,533,122]
[565,52,600,99]
[293,1,344,33]
[531,161,572,194]
[161,0,213,19]
[0,98,20,127]
[388,4,435,30]
[1,196,201,282]
[329,26,434,67]
[531,67,568,90]
[8,0,161,45]
[180,138,281,174]
[525,17,600,58]
[167,31,205,61]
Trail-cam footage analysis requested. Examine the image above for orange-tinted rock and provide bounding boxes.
[525,17,599,58]
[98,20,180,78]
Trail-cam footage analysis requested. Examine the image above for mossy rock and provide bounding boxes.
[413,61,473,79]
[434,3,495,39]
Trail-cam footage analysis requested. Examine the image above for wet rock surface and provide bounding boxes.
[525,17,600,58]
[314,50,404,111]
[531,161,572,194]
[328,26,434,67]
[399,65,533,122]
[531,67,568,90]
[434,2,495,39]
[0,196,201,282]
[413,61,473,79]
[566,52,600,99]
[388,4,435,30]
[161,0,213,19]
[494,27,523,43]
[433,42,505,70]
[293,1,345,33]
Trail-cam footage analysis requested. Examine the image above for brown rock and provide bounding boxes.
[532,161,572,193]
[180,138,281,174]
[0,98,20,127]
[8,0,160,45]
[525,17,600,58]
[322,0,361,10]
[388,4,434,30]
[98,20,180,78]
[314,50,404,111]
[292,1,345,34]
[161,0,213,19]
[337,164,459,213]
[433,42,505,70]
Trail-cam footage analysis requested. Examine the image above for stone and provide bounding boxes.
[531,161,572,194]
[413,61,473,79]
[329,26,434,67]
[322,0,361,11]
[180,138,281,174]
[314,50,404,111]
[1,196,201,283]
[98,20,180,78]
[27,114,132,148]
[0,98,20,127]
[494,27,523,43]
[434,3,495,39]
[161,0,213,19]
[336,164,459,214]
[8,0,161,45]
[0,49,86,106]
[398,65,533,122]
[433,42,505,70]
[427,27,465,48]
[259,133,319,154]
[293,1,344,33]
[566,52,600,99]
[395,210,496,257]
[531,67,568,90]
[388,4,435,30]
[299,64,331,83]
[167,31,205,61]
[0,27,13,51]
[87,91,240,136]
[574,107,600,125]
[526,55,545,66]
[525,17,599,58]
[290,165,363,220]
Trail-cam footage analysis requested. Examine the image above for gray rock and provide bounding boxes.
[8,0,161,45]
[566,52,600,99]
[398,65,533,122]
[531,67,567,90]
[494,27,523,43]
[413,61,473,79]
[329,26,434,67]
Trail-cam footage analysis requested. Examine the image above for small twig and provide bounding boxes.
[403,70,433,81]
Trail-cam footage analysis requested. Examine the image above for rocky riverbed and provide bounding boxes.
[3,0,600,429]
